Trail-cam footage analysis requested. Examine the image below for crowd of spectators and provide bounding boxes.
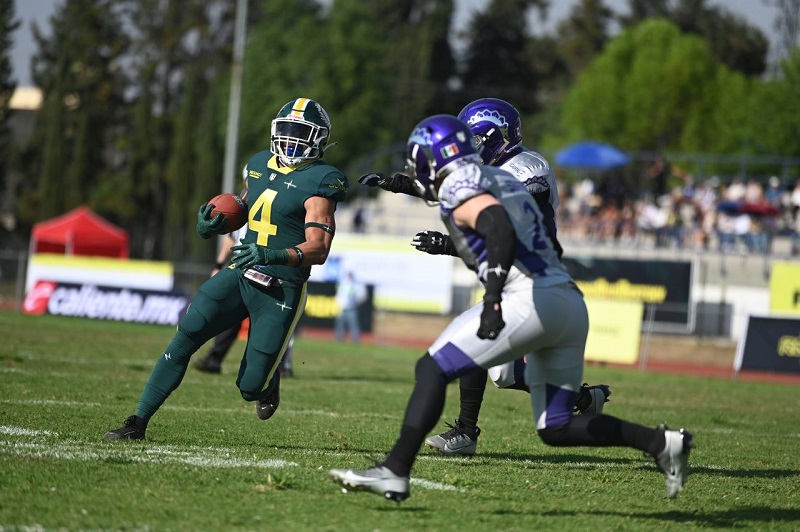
[556,161,800,257]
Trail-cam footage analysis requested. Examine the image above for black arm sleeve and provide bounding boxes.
[475,204,516,303]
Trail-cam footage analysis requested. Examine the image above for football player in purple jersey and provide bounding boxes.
[332,114,691,503]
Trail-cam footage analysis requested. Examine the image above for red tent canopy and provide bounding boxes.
[31,206,129,258]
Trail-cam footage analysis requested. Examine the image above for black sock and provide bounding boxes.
[383,355,449,477]
[457,368,487,435]
[538,414,662,454]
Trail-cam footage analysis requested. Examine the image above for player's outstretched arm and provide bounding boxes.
[410,230,459,256]
[358,172,418,196]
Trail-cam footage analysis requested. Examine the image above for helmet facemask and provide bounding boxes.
[270,118,328,167]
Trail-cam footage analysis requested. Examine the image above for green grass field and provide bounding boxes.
[1,313,799,531]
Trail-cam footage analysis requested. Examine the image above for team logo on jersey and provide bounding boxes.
[440,143,460,158]
[249,170,262,179]
[328,178,348,192]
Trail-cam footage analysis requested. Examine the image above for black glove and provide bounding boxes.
[477,299,504,340]
[410,230,457,256]
[357,172,417,196]
[196,203,227,239]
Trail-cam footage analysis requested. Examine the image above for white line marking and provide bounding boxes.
[410,478,466,492]
[0,426,57,437]
[0,399,401,419]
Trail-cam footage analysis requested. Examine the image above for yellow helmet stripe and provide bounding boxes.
[290,98,310,117]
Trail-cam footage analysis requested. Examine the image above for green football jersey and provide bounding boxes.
[240,150,348,283]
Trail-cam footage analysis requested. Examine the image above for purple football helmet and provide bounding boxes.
[406,114,479,203]
[457,98,522,165]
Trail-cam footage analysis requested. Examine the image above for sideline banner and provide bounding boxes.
[769,262,800,316]
[25,253,174,292]
[584,298,643,364]
[564,257,693,331]
[735,315,800,375]
[23,280,190,326]
[301,281,374,332]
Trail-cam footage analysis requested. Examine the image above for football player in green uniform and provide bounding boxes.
[104,97,348,440]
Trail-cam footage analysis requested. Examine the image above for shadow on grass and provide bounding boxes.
[582,507,800,527]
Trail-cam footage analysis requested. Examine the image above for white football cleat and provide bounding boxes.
[329,466,410,503]
[656,427,693,498]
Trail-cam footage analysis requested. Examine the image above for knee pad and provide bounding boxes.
[537,423,570,446]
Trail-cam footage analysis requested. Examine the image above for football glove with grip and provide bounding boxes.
[477,299,504,340]
[411,230,458,256]
[196,203,227,239]
[230,240,290,270]
[357,172,417,196]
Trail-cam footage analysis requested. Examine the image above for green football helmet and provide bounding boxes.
[270,98,331,167]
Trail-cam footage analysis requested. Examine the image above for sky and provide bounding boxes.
[10,0,781,87]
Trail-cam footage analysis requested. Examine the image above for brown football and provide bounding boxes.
[208,193,248,232]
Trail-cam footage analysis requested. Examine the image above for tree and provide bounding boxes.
[620,0,768,76]
[558,19,721,152]
[25,0,128,221]
[556,0,614,80]
[115,0,241,259]
[0,0,19,224]
[238,0,324,164]
[458,0,547,114]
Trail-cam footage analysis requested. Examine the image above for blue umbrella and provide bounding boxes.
[555,141,630,169]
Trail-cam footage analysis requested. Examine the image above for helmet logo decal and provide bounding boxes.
[467,109,508,130]
[289,97,311,118]
[440,143,460,158]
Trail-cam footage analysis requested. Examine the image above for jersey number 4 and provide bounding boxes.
[249,189,278,246]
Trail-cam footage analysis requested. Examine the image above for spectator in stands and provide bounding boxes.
[726,176,746,202]
[647,155,670,201]
[765,176,784,208]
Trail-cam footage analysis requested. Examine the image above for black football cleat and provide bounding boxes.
[103,415,147,440]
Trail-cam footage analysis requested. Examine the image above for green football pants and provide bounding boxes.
[136,267,306,420]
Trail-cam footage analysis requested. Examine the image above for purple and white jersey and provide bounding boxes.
[437,159,570,288]
[500,148,559,210]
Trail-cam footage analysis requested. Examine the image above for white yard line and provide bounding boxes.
[1,424,463,492]
[1,398,401,419]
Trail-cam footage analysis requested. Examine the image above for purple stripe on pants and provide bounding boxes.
[432,342,481,380]
[545,382,578,427]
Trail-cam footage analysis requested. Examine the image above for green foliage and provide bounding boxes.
[461,0,544,111]
[0,0,19,210]
[26,0,128,220]
[745,51,800,158]
[560,20,723,151]
[620,0,768,76]
[238,0,324,162]
[5,0,790,257]
[2,312,800,530]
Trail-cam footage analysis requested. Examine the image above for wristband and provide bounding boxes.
[292,246,304,266]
